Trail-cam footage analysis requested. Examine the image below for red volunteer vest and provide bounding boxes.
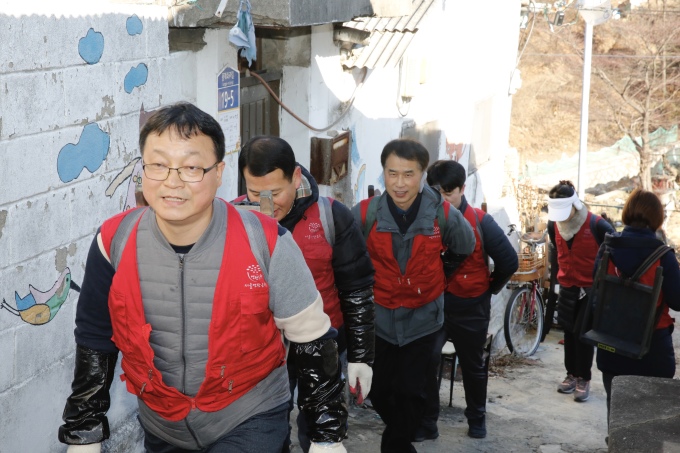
[447,206,490,298]
[232,195,343,329]
[608,258,672,330]
[101,203,285,422]
[361,198,448,309]
[555,212,600,288]
[291,202,343,329]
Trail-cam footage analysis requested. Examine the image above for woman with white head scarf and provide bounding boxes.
[547,180,615,403]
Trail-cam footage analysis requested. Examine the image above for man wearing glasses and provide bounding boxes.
[58,103,348,453]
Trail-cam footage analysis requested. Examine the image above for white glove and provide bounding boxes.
[309,442,347,452]
[67,444,101,453]
[348,362,373,404]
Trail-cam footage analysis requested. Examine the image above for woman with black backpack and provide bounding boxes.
[594,189,680,418]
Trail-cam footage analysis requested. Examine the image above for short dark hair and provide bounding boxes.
[622,189,664,230]
[139,103,225,162]
[548,180,576,199]
[380,138,429,172]
[238,136,296,181]
[427,160,466,192]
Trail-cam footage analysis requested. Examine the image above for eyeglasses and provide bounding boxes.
[142,162,219,183]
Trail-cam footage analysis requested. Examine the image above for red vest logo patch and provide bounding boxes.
[246,264,264,282]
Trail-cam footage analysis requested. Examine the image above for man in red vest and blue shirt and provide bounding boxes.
[419,159,519,440]
[236,136,375,453]
[58,103,348,453]
[352,139,475,453]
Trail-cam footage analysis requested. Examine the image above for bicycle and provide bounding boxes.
[503,224,548,357]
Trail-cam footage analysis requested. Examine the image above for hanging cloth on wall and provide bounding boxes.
[229,0,257,66]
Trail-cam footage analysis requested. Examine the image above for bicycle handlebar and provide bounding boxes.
[506,224,547,245]
[520,231,547,245]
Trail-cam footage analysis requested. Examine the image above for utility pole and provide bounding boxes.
[576,0,612,199]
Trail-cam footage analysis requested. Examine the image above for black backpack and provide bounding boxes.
[580,237,671,359]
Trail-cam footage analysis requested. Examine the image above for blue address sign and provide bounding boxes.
[218,66,239,112]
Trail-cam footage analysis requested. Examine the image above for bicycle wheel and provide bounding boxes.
[504,286,544,357]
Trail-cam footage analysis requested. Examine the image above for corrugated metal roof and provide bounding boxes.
[340,0,434,69]
[344,0,433,33]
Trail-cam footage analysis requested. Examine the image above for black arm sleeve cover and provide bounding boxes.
[338,286,375,365]
[58,345,118,445]
[442,249,469,278]
[293,338,348,443]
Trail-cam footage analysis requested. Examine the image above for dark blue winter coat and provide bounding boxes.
[595,226,680,377]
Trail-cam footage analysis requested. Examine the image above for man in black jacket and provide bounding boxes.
[420,160,519,439]
[237,135,376,453]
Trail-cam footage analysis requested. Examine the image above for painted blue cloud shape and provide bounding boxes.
[78,28,104,64]
[124,64,148,93]
[126,15,143,35]
[15,292,36,312]
[57,123,111,183]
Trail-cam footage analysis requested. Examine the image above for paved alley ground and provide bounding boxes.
[294,328,610,452]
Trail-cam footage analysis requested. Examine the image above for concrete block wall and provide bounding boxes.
[0,2,200,451]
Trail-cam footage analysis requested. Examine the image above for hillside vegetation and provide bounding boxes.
[510,1,680,168]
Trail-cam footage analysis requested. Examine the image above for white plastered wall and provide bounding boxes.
[0,1,236,451]
[278,0,523,351]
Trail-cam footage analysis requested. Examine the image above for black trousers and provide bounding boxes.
[370,331,441,453]
[422,296,491,427]
[564,326,594,381]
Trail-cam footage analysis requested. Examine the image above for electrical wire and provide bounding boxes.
[546,0,579,33]
[524,52,680,59]
[396,58,411,117]
[626,10,680,14]
[248,67,368,133]
[509,0,538,95]
[517,0,537,66]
